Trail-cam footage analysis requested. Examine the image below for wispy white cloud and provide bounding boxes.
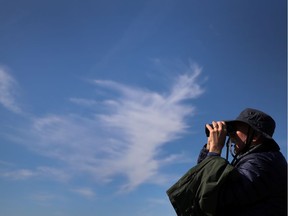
[70,187,96,198]
[69,98,99,106]
[1,168,36,180]
[0,67,22,113]
[5,63,205,192]
[1,166,70,182]
[147,197,168,205]
[37,166,71,182]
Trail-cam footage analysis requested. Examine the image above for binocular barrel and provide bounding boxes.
[205,123,234,137]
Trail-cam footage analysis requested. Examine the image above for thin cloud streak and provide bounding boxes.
[0,67,22,113]
[4,63,205,192]
[70,188,96,198]
[1,169,36,180]
[1,166,70,182]
[69,98,99,106]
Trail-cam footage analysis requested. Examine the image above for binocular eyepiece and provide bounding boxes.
[205,122,234,137]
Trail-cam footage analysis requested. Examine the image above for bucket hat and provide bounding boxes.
[225,108,276,141]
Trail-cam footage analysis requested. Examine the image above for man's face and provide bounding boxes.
[229,122,250,154]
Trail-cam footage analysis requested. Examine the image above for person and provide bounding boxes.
[167,108,287,216]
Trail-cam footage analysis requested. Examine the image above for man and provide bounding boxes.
[167,108,287,216]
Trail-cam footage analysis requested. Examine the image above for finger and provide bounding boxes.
[206,123,213,130]
[212,121,218,129]
[218,122,228,136]
[217,121,223,131]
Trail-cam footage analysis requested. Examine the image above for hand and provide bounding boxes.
[206,121,227,154]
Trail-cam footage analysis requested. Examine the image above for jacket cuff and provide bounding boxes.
[197,144,209,164]
[207,152,220,157]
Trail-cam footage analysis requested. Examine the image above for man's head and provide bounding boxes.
[226,108,276,138]
[226,108,277,154]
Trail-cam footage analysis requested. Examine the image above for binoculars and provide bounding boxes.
[205,122,234,137]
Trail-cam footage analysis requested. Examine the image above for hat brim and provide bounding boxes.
[224,120,276,142]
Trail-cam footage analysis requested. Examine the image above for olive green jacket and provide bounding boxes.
[166,156,234,216]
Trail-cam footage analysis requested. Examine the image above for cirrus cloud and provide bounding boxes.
[2,63,205,192]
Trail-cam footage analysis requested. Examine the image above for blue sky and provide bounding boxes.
[0,0,286,215]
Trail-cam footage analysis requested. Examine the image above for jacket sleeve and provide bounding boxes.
[167,157,234,216]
